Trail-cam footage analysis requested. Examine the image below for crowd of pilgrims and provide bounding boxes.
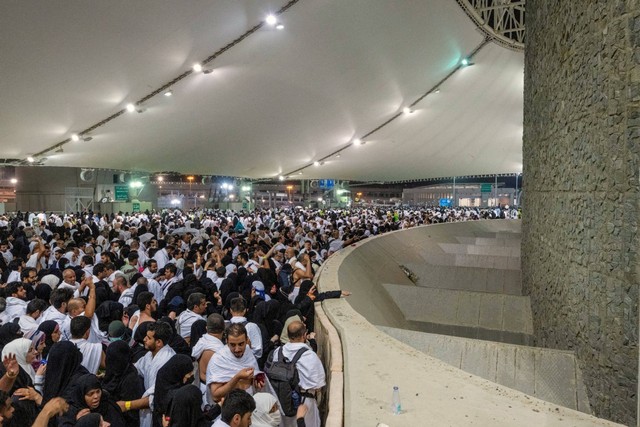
[0,205,514,427]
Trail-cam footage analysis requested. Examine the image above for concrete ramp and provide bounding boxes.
[403,262,522,295]
[382,283,534,345]
[378,326,591,414]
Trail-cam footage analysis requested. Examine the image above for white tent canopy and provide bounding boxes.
[0,0,523,181]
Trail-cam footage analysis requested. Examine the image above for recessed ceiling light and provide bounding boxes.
[313,161,320,167]
[10,178,17,184]
[353,139,361,145]
[403,107,413,114]
[126,103,135,112]
[278,175,284,181]
[27,156,35,163]
[434,88,441,94]
[276,24,284,30]
[71,134,80,142]
[265,14,277,25]
[164,90,173,97]
[193,63,203,73]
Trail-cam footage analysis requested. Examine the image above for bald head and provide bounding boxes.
[287,320,306,342]
[67,298,86,317]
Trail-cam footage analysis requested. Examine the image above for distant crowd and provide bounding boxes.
[0,205,518,427]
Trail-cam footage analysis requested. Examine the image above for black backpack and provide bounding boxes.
[278,263,294,294]
[264,346,308,416]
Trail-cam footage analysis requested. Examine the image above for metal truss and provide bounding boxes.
[456,0,525,51]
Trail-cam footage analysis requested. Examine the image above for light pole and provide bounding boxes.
[187,176,194,209]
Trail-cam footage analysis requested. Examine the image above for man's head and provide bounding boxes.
[229,297,247,318]
[220,389,256,427]
[186,292,207,315]
[147,259,158,274]
[164,263,177,279]
[50,288,73,312]
[92,263,107,280]
[226,323,248,359]
[67,298,87,317]
[26,299,47,319]
[113,275,128,293]
[136,292,157,316]
[70,315,92,340]
[6,282,26,300]
[206,313,225,335]
[287,320,307,343]
[62,268,76,285]
[144,321,172,353]
[21,267,37,285]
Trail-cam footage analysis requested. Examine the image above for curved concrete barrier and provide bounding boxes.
[315,220,622,426]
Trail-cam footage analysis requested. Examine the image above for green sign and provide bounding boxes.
[115,185,129,201]
[132,202,141,212]
[480,183,492,193]
[242,201,248,210]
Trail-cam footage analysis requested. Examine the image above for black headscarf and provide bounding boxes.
[158,316,190,356]
[189,319,207,350]
[43,341,89,404]
[37,320,59,359]
[294,280,315,305]
[166,385,210,427]
[252,300,282,337]
[65,374,126,427]
[75,413,102,427]
[0,323,22,353]
[96,301,124,332]
[153,354,194,421]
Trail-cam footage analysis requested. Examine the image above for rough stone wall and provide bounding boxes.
[523,1,640,424]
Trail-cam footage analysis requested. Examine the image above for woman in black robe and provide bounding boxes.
[102,341,144,427]
[37,320,61,360]
[152,354,194,427]
[42,341,89,405]
[58,374,125,427]
[164,385,213,427]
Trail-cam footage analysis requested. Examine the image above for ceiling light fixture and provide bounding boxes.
[403,107,413,114]
[193,63,203,73]
[71,134,80,142]
[265,14,277,26]
[27,156,35,163]
[10,178,17,184]
[164,90,173,97]
[276,24,284,30]
[313,161,320,167]
[278,175,284,181]
[461,58,474,66]
[353,138,362,145]
[126,103,136,112]
[435,88,441,94]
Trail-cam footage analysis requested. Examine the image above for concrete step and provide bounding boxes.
[456,235,522,247]
[439,242,521,257]
[417,251,522,270]
[382,283,533,345]
[377,326,591,414]
[403,262,523,295]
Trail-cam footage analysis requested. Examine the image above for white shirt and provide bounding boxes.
[177,309,204,339]
[18,315,40,335]
[7,271,20,283]
[71,338,103,374]
[39,306,66,324]
[280,342,325,390]
[4,297,27,322]
[61,313,105,344]
[118,287,136,308]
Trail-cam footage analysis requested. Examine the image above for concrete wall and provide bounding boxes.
[15,167,158,213]
[523,2,640,424]
[316,222,622,426]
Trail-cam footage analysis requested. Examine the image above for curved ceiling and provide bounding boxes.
[0,0,523,181]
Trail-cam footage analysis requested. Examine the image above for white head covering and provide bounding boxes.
[251,392,281,427]
[2,337,36,381]
[40,274,60,290]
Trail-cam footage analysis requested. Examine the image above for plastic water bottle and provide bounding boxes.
[391,386,401,415]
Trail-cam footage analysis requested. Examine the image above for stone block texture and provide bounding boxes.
[523,0,640,424]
